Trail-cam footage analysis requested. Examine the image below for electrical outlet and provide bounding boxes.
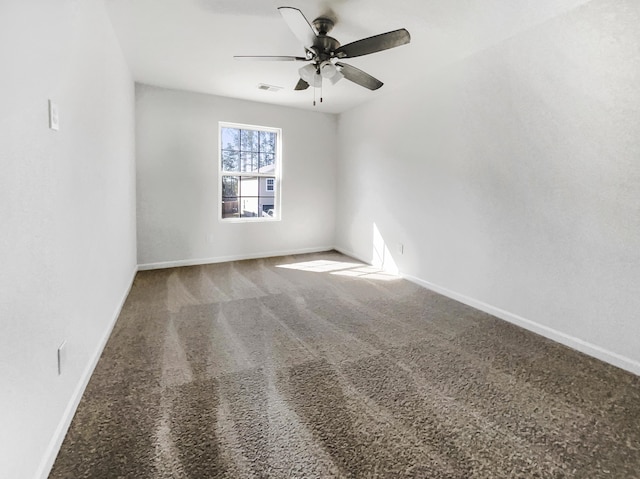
[397,243,404,255]
[57,341,66,375]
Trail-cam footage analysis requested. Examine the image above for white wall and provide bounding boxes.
[0,1,137,478]
[136,84,337,268]
[336,0,640,374]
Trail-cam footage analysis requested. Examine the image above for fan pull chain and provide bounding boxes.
[320,79,323,103]
[313,83,316,106]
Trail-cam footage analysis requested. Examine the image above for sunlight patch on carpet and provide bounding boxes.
[276,259,361,273]
[276,259,398,281]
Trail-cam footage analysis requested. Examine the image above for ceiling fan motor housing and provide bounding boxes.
[312,35,340,59]
[312,17,334,35]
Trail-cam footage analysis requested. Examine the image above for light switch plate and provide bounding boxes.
[48,99,59,131]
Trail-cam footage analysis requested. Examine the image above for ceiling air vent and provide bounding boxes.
[257,83,283,92]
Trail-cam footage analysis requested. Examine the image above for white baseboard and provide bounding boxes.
[137,246,335,271]
[35,265,139,479]
[401,273,640,377]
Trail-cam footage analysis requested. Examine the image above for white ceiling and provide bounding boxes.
[104,0,592,114]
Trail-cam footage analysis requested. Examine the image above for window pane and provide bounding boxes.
[221,150,239,172]
[240,152,258,173]
[260,176,276,195]
[261,204,276,218]
[239,197,259,217]
[259,131,276,154]
[241,129,260,153]
[222,176,238,197]
[258,153,275,173]
[222,199,239,218]
[239,176,259,196]
[221,128,240,151]
[222,175,239,218]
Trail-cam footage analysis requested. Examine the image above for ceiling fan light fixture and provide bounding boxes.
[319,60,337,79]
[298,63,314,82]
[298,64,322,88]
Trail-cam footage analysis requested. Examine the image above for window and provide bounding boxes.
[219,122,281,220]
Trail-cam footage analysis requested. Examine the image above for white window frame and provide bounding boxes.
[218,121,282,222]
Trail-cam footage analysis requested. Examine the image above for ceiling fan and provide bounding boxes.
[235,6,410,99]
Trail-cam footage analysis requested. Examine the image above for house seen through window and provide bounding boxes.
[219,122,280,220]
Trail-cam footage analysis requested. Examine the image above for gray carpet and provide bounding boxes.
[50,251,640,478]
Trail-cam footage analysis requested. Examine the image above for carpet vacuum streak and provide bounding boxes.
[50,251,640,478]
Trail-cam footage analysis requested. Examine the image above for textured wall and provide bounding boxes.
[135,84,337,267]
[335,0,640,373]
[0,1,137,477]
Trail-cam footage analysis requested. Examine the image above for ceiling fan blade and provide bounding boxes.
[334,28,410,59]
[329,70,344,85]
[278,7,317,49]
[335,62,383,90]
[234,55,307,61]
[294,78,310,90]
